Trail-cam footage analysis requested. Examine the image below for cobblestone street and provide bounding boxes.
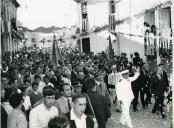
[106,104,172,128]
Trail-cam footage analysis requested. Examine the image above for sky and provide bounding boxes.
[17,0,167,30]
[17,0,79,30]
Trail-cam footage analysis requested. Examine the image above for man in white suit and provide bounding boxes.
[116,67,140,128]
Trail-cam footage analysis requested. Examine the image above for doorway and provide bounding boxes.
[82,38,90,53]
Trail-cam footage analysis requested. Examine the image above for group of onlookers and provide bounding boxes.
[1,50,173,128]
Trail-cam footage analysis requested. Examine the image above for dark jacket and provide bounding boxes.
[85,91,111,128]
[162,70,169,87]
[71,70,77,82]
[140,69,150,90]
[49,77,57,87]
[131,71,143,90]
[151,74,168,96]
[66,112,94,128]
[1,104,8,128]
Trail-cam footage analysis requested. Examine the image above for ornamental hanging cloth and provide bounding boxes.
[7,21,11,33]
[1,18,5,33]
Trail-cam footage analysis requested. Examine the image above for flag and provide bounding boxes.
[107,35,115,67]
[50,35,63,66]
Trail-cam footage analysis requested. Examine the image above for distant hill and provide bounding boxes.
[18,26,33,32]
[32,26,62,33]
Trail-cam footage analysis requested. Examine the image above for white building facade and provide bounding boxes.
[114,0,172,72]
[75,0,116,55]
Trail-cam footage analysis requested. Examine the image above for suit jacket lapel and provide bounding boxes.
[70,120,77,128]
[66,112,94,128]
[66,112,77,128]
[86,116,94,128]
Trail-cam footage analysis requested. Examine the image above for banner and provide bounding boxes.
[107,35,115,67]
[50,35,62,66]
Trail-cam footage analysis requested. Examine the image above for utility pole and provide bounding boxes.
[171,0,174,125]
[171,0,174,77]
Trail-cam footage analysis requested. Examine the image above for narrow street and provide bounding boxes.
[1,0,173,128]
[98,74,172,128]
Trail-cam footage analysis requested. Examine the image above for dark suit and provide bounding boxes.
[151,74,168,116]
[71,70,77,82]
[162,70,169,87]
[49,77,57,87]
[131,72,143,111]
[66,112,94,128]
[139,69,151,108]
[85,91,111,128]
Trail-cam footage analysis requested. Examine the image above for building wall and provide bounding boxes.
[1,0,20,55]
[87,2,109,29]
[90,34,109,55]
[118,35,145,61]
[77,1,111,54]
[116,15,145,60]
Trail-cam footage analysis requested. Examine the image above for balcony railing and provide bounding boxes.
[82,18,88,32]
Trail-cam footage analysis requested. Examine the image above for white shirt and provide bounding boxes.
[70,109,87,128]
[29,103,58,128]
[38,81,46,94]
[2,102,13,115]
[23,96,31,110]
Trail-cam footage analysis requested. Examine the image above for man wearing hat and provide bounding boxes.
[116,67,140,128]
[85,77,111,128]
[72,80,83,95]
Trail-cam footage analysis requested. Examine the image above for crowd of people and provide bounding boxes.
[1,49,173,128]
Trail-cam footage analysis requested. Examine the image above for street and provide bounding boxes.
[98,74,172,128]
[106,103,172,128]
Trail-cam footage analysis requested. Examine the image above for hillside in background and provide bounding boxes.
[32,26,62,33]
